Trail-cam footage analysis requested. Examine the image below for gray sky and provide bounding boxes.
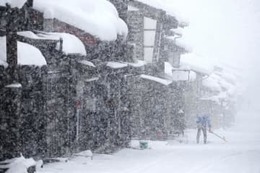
[161,0,260,106]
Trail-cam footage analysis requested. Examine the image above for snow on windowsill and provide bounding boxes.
[107,62,128,69]
[79,60,96,67]
[140,74,172,86]
[86,77,99,82]
[5,83,22,88]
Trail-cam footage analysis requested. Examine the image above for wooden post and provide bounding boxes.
[5,5,19,82]
[6,32,18,67]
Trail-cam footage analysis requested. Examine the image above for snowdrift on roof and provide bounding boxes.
[33,0,128,41]
[136,0,189,25]
[19,31,87,56]
[0,36,47,66]
[180,53,213,75]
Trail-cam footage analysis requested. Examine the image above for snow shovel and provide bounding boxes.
[210,131,227,142]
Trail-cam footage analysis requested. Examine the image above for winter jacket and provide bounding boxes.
[196,115,211,129]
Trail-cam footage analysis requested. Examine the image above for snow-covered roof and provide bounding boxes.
[165,36,192,52]
[0,0,26,8]
[135,0,189,25]
[202,76,222,92]
[140,74,172,86]
[0,36,47,67]
[170,28,183,36]
[200,91,228,105]
[107,62,128,69]
[180,53,213,75]
[18,31,87,56]
[33,0,128,41]
[203,71,237,96]
[175,39,192,52]
[164,62,196,81]
[18,42,47,66]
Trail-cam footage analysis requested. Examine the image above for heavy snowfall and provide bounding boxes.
[36,108,260,173]
[0,0,260,173]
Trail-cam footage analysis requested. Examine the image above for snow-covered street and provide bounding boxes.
[38,110,260,173]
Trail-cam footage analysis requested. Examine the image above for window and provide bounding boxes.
[143,17,157,63]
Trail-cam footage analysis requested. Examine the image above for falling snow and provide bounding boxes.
[1,0,260,173]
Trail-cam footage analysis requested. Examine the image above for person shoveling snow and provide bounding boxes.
[196,114,212,144]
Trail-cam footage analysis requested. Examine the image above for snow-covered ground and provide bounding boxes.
[37,109,260,173]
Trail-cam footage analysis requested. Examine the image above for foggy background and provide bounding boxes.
[161,0,260,110]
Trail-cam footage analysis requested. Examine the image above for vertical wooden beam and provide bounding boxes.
[6,32,18,67]
[5,6,19,82]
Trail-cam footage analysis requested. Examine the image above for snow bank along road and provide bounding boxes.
[38,111,260,173]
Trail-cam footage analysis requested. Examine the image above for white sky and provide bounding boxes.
[160,0,260,107]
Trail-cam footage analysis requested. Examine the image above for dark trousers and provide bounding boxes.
[196,127,207,144]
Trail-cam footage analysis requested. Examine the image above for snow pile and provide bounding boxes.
[0,36,47,66]
[140,74,172,85]
[0,0,26,8]
[33,0,128,41]
[0,156,36,173]
[19,31,87,56]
